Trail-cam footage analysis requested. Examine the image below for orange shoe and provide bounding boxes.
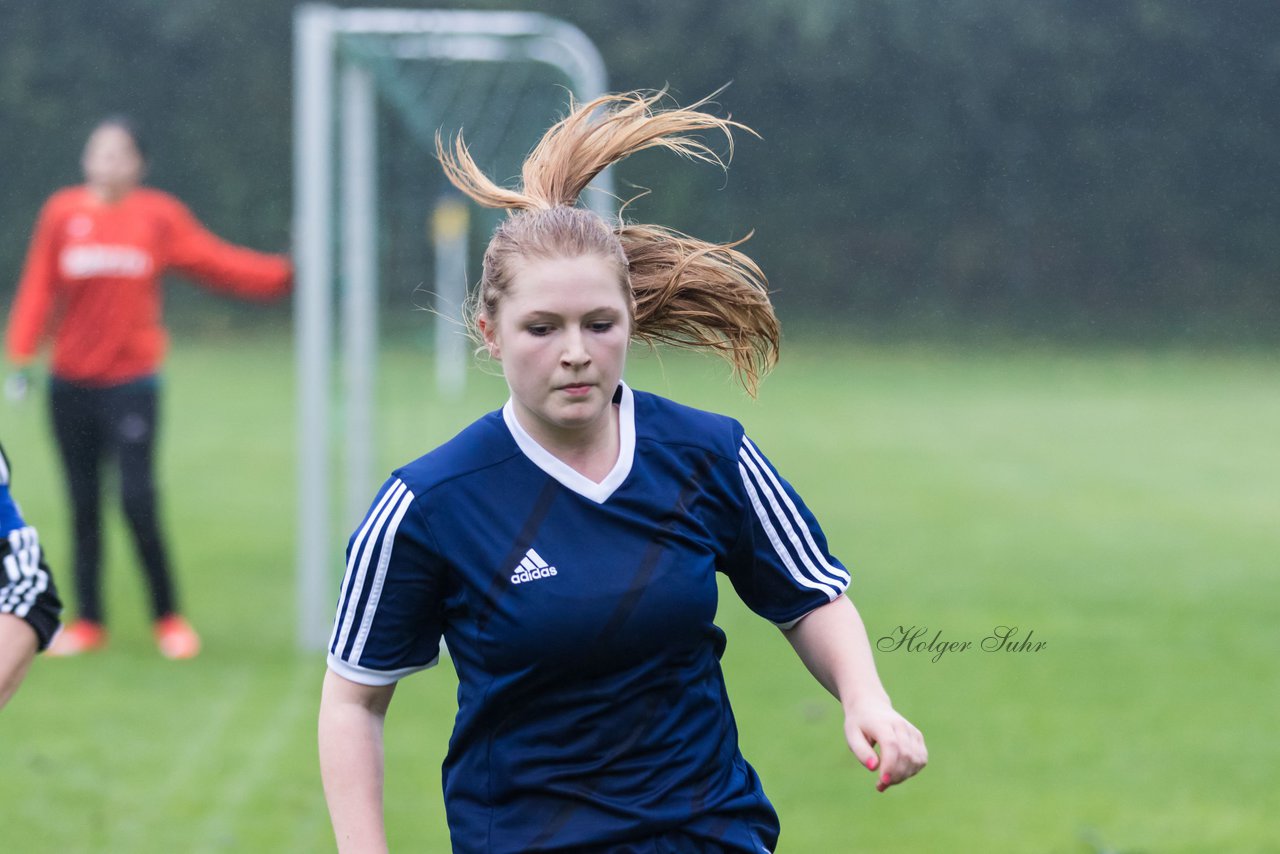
[154,615,201,660]
[47,619,108,656]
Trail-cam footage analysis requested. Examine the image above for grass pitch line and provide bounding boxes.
[103,667,258,851]
[282,754,337,854]
[191,663,316,852]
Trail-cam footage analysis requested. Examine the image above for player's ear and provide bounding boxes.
[477,313,500,360]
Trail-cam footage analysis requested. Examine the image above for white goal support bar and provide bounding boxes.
[293,5,610,650]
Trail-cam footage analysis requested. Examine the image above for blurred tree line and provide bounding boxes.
[1,0,1277,342]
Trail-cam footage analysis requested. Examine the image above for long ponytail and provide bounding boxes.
[437,90,780,394]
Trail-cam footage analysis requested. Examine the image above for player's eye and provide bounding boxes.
[526,324,554,337]
[588,320,614,333]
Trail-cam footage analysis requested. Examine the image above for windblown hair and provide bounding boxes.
[436,90,780,394]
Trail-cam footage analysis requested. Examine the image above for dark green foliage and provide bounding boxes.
[1,0,1277,341]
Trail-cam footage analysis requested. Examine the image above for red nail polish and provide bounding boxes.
[865,757,877,770]
[880,772,891,785]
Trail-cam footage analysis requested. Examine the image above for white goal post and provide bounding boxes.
[292,5,611,650]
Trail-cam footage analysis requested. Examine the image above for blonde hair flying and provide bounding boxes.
[436,90,781,394]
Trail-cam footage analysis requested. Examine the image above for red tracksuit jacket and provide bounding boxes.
[5,185,292,386]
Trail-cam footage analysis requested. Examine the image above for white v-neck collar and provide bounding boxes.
[502,383,635,504]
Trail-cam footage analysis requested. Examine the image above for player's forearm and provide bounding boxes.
[783,595,891,712]
[5,285,52,364]
[171,228,293,299]
[319,670,394,853]
[0,614,39,709]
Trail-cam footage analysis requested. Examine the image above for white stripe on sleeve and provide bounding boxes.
[348,489,415,664]
[738,461,841,601]
[1,527,49,619]
[741,437,851,588]
[331,479,409,656]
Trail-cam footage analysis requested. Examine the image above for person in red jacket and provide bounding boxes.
[4,116,292,659]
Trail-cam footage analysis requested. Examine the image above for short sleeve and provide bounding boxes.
[722,434,851,629]
[327,476,444,685]
[1,444,64,651]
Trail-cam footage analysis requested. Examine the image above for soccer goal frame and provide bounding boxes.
[292,5,610,650]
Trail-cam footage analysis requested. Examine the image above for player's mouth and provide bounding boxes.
[556,383,594,397]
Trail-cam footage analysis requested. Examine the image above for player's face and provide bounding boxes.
[482,254,631,450]
[82,125,144,201]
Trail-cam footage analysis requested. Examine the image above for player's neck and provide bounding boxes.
[86,182,135,205]
[520,404,620,483]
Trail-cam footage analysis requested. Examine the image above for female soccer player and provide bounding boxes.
[4,117,292,658]
[1,441,62,708]
[318,91,926,853]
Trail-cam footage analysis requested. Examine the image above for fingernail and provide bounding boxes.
[864,757,877,770]
[880,772,891,785]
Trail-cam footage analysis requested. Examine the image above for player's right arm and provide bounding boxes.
[0,614,39,709]
[319,669,396,854]
[6,195,65,368]
[1,441,63,708]
[321,474,443,852]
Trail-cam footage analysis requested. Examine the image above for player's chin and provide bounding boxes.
[549,399,607,428]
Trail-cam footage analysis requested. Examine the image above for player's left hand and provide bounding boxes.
[842,697,927,793]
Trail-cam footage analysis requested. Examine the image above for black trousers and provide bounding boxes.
[49,376,177,623]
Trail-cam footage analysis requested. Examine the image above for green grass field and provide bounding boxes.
[2,333,1276,852]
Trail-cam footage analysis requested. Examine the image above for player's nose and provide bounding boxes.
[560,328,590,367]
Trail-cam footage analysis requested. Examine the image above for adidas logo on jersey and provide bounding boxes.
[510,548,558,584]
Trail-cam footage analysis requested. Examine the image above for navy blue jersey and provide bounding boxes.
[328,385,850,853]
[1,443,63,650]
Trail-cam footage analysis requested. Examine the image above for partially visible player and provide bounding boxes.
[318,91,927,853]
[1,441,62,709]
[3,116,292,659]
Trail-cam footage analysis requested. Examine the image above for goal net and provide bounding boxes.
[292,5,611,648]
